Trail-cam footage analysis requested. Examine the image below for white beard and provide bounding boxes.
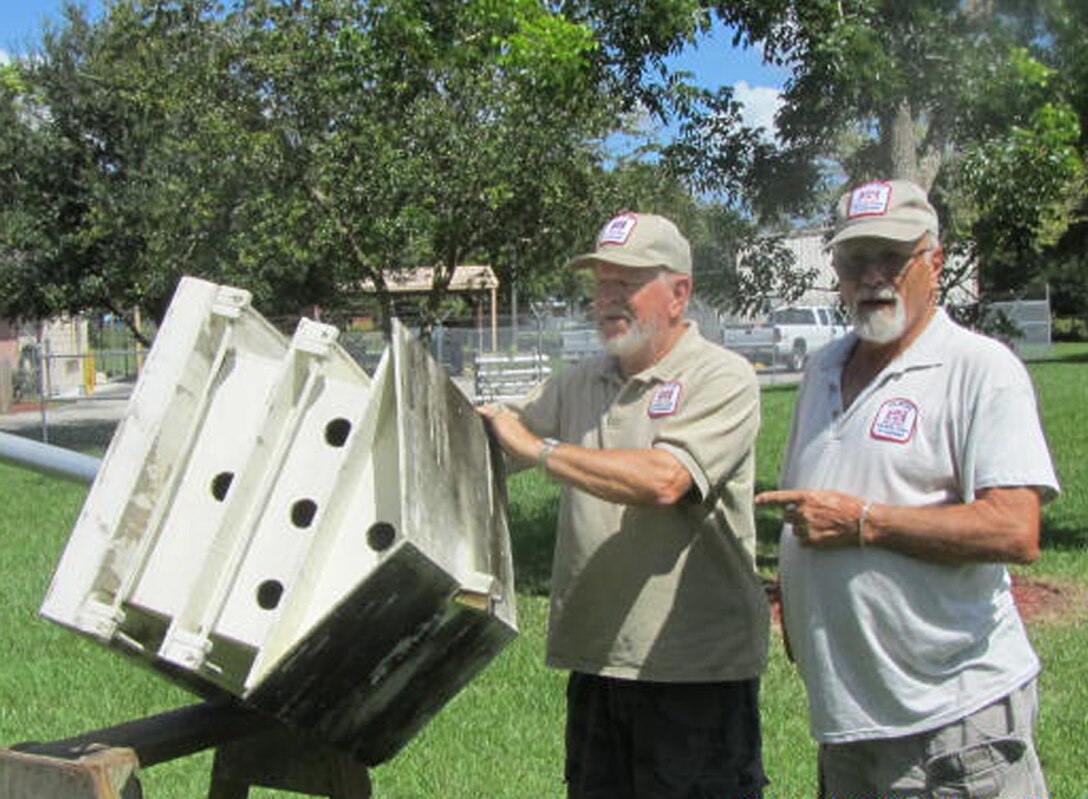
[853,293,907,344]
[601,316,656,358]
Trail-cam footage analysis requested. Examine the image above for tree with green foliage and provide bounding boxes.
[698,0,1087,310]
[1,0,823,337]
[0,0,622,339]
[14,0,1088,336]
[999,0,1088,320]
[1,1,286,342]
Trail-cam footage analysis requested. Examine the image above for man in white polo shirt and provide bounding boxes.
[481,212,770,798]
[758,179,1059,797]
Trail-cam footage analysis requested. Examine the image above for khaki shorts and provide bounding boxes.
[818,680,1048,799]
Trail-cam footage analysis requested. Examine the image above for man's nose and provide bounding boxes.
[856,260,891,287]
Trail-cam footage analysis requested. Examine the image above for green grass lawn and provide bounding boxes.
[1,344,1085,797]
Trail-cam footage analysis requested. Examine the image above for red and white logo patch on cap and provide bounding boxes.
[847,181,893,220]
[598,213,638,246]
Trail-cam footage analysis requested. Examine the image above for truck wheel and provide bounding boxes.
[789,341,807,372]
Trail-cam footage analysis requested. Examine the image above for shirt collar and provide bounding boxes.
[595,321,700,387]
[897,307,950,370]
[818,308,949,378]
[596,322,696,391]
[634,321,699,383]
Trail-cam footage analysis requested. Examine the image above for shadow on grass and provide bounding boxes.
[755,479,785,572]
[1027,349,1088,365]
[506,471,559,597]
[508,514,557,597]
[1041,520,1088,551]
[760,381,804,395]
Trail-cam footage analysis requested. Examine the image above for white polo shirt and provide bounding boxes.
[779,309,1059,743]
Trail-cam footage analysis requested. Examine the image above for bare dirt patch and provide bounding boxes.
[1010,574,1086,624]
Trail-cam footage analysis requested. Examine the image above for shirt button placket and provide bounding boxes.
[829,380,845,440]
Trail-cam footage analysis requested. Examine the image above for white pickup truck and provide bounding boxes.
[723,305,850,371]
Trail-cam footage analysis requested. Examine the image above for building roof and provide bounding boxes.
[360,265,498,295]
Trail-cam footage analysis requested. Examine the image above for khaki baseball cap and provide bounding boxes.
[566,212,692,275]
[827,179,939,248]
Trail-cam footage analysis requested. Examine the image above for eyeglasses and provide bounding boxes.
[595,268,666,294]
[833,245,933,282]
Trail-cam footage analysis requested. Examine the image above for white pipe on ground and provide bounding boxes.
[0,430,101,484]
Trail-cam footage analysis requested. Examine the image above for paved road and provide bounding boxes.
[0,382,132,432]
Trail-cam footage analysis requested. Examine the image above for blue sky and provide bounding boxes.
[666,24,789,135]
[1,1,788,133]
[0,1,100,56]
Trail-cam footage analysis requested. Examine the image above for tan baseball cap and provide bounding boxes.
[566,212,692,275]
[827,179,939,248]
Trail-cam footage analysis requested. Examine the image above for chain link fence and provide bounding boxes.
[1,312,605,436]
[2,293,742,421]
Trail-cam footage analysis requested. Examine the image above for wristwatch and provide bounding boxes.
[537,437,560,469]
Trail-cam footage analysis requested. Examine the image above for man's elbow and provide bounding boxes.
[1005,519,1042,564]
[980,488,1043,564]
[1009,530,1041,564]
[647,464,695,507]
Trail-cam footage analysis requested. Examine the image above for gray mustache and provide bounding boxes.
[857,288,898,302]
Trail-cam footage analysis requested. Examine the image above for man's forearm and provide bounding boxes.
[758,486,1042,564]
[480,403,694,507]
[862,487,1041,564]
[544,443,693,507]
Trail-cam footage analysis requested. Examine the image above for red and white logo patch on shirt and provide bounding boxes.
[870,397,918,443]
[648,381,683,417]
[598,213,638,246]
[847,181,893,219]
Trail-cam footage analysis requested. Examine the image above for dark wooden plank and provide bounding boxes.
[11,701,269,767]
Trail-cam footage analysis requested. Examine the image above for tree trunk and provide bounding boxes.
[883,99,923,185]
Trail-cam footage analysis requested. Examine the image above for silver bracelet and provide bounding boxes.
[858,501,873,548]
[537,437,560,470]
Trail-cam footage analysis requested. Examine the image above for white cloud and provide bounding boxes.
[734,80,784,140]
[0,50,10,65]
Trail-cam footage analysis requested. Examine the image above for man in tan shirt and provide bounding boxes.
[481,212,770,799]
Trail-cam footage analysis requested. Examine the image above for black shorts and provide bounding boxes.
[565,672,767,799]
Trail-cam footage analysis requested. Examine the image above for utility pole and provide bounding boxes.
[510,247,518,352]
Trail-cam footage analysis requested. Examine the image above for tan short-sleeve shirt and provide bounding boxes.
[510,323,769,682]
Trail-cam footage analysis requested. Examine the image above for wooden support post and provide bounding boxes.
[209,726,370,799]
[0,701,370,799]
[0,746,142,799]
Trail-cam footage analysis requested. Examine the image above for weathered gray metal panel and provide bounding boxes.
[249,542,516,764]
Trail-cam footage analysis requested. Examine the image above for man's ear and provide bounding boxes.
[670,275,692,317]
[929,245,945,289]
